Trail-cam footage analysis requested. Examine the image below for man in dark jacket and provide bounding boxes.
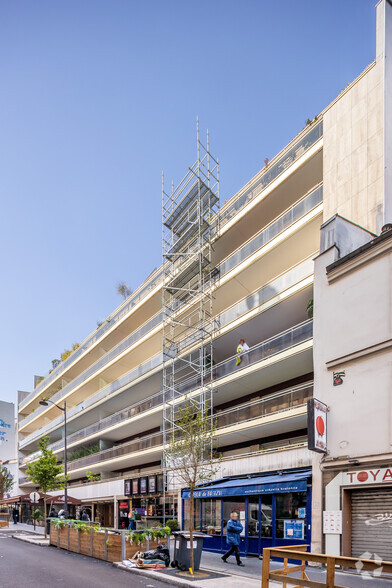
[221,512,244,566]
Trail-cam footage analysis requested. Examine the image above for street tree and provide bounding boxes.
[26,436,67,538]
[0,464,14,499]
[164,399,219,574]
[116,282,132,300]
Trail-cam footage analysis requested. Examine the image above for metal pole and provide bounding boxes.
[63,401,68,517]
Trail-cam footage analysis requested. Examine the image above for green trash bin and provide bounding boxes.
[171,531,206,572]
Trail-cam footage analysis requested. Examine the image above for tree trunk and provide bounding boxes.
[44,497,47,539]
[189,487,194,573]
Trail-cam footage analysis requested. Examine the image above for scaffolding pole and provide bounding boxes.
[162,121,220,521]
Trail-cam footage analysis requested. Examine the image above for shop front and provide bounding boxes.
[324,466,392,560]
[122,474,178,529]
[182,469,311,556]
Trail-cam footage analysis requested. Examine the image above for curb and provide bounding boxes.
[113,562,204,588]
[12,534,50,547]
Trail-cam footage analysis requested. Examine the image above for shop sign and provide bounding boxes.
[307,398,327,453]
[284,519,304,540]
[343,467,392,486]
[182,479,307,499]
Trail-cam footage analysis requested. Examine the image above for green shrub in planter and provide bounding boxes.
[166,519,180,533]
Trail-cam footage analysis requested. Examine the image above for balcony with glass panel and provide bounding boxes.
[59,381,312,479]
[19,182,320,441]
[20,317,313,469]
[19,119,322,422]
[20,249,314,456]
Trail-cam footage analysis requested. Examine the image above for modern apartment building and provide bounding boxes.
[16,0,391,557]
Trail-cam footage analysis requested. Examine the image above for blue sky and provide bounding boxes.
[0,0,376,405]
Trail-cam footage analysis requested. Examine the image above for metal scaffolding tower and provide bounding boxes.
[162,121,220,500]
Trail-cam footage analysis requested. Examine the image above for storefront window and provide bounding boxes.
[223,499,245,535]
[276,492,307,539]
[248,497,259,536]
[202,499,221,535]
[261,495,273,538]
[184,499,201,531]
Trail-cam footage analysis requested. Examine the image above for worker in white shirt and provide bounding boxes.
[236,338,250,366]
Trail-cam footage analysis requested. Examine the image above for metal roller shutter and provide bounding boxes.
[351,488,392,560]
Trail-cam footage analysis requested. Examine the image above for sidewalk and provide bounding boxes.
[2,522,45,534]
[116,548,392,588]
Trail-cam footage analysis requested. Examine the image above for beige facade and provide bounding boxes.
[322,1,388,234]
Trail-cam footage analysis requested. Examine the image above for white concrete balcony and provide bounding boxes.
[63,381,312,479]
[19,182,320,438]
[19,262,313,455]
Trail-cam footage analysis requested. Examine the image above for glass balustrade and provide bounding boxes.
[67,431,164,471]
[20,310,164,428]
[20,121,322,413]
[22,320,312,464]
[219,121,322,228]
[19,267,164,411]
[21,182,320,435]
[66,382,312,472]
[219,184,322,277]
[20,266,314,453]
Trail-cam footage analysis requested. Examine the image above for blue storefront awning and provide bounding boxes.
[181,470,311,499]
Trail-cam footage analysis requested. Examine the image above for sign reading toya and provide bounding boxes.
[0,401,15,462]
[182,479,307,499]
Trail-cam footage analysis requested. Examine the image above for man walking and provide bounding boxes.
[221,511,244,566]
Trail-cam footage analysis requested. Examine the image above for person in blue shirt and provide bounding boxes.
[221,511,245,566]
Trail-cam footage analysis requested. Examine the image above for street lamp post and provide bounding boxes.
[39,399,68,517]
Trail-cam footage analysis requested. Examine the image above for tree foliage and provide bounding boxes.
[116,282,132,300]
[164,399,219,574]
[0,465,14,499]
[26,436,67,538]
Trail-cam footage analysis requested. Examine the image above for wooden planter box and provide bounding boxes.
[50,525,69,549]
[49,523,165,563]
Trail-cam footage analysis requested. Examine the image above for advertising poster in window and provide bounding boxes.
[284,519,304,540]
[148,475,156,494]
[132,478,139,495]
[124,479,131,496]
[140,477,147,494]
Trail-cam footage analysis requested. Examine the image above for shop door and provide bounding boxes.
[352,488,392,560]
[223,499,246,556]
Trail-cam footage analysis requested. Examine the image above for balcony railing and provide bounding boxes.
[219,120,322,229]
[175,320,313,399]
[20,121,322,414]
[20,182,321,437]
[219,184,322,277]
[19,266,164,411]
[66,382,312,472]
[20,254,314,457]
[19,310,164,429]
[19,352,163,448]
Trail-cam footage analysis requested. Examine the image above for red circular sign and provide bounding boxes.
[316,416,325,436]
[357,471,368,482]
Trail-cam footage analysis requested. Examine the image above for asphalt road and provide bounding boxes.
[0,532,167,588]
